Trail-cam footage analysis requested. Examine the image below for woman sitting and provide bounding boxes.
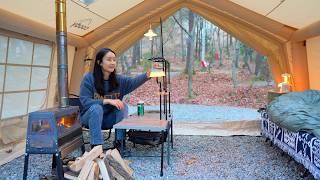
[79,48,150,147]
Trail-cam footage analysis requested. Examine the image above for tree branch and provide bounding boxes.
[172,16,192,40]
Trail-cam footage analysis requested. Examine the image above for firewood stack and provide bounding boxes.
[64,145,134,180]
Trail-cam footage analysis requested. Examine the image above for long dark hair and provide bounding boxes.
[93,48,119,96]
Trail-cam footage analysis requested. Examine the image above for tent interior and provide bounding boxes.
[0,0,320,167]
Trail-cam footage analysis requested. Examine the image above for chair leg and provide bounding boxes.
[105,129,112,140]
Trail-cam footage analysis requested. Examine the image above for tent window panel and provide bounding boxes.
[33,44,52,66]
[28,90,46,113]
[7,38,33,65]
[4,66,31,92]
[2,92,28,119]
[0,35,8,63]
[30,67,49,90]
[0,65,4,92]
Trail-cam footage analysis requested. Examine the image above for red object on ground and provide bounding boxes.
[215,52,219,62]
[200,60,208,68]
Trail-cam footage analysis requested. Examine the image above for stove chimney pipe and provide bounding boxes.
[55,0,69,108]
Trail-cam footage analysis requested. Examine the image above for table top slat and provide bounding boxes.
[113,115,170,131]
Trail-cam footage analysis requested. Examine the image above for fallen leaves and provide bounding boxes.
[128,71,273,109]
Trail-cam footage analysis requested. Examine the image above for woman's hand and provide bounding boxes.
[146,70,151,78]
[103,99,124,110]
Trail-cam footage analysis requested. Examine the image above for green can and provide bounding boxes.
[137,101,144,116]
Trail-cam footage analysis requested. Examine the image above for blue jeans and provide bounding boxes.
[80,104,128,145]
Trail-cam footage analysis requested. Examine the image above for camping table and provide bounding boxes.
[113,114,171,176]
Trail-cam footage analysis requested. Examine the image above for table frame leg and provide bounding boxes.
[160,130,164,177]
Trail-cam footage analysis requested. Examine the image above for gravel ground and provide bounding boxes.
[0,135,314,179]
[128,104,259,122]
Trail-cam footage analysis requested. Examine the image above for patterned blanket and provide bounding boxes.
[260,109,320,179]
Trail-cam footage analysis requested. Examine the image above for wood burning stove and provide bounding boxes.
[23,1,85,179]
[23,106,85,179]
[26,106,83,155]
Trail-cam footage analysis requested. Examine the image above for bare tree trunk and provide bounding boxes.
[186,10,195,98]
[254,53,263,76]
[217,29,223,67]
[154,34,158,57]
[132,42,140,68]
[208,26,217,72]
[234,38,239,68]
[137,40,141,64]
[179,11,185,62]
[139,40,142,64]
[195,19,200,60]
[261,57,271,84]
[129,47,134,68]
[222,31,225,60]
[151,38,154,57]
[121,53,130,75]
[120,55,126,73]
[243,46,252,74]
[232,40,240,88]
[226,33,230,59]
[200,20,206,71]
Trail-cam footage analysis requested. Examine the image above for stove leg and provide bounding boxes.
[55,153,64,180]
[23,153,29,180]
[52,154,56,169]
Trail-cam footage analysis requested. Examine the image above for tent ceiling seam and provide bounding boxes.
[70,0,108,21]
[265,0,286,17]
[91,0,182,48]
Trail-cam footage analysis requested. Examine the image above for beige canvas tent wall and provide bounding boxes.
[0,0,320,165]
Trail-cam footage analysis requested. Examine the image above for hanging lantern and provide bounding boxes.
[144,24,157,40]
[149,61,165,77]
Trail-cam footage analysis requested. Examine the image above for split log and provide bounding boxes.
[103,157,125,180]
[87,161,99,180]
[77,160,94,180]
[96,158,110,180]
[69,146,103,172]
[105,149,134,180]
[64,171,78,180]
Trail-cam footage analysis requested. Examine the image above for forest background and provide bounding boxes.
[117,8,274,109]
